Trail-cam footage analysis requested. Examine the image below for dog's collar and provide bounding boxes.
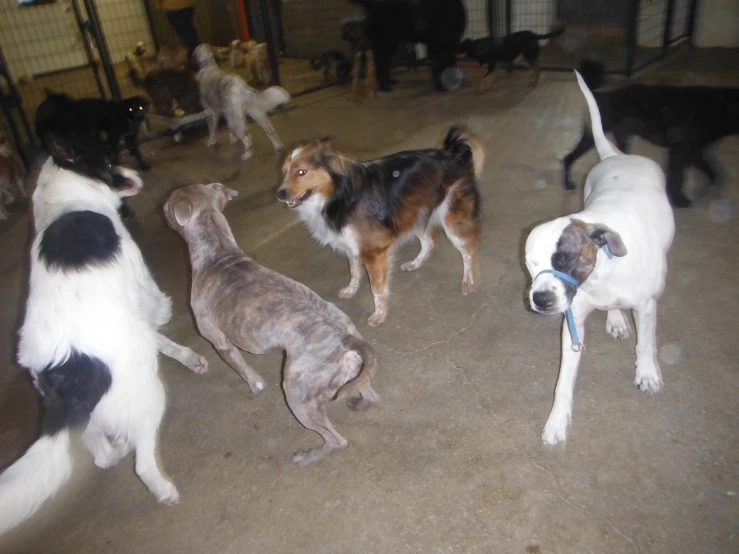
[536,245,614,352]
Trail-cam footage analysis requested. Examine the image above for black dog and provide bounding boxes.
[311,49,353,81]
[349,0,466,92]
[36,89,150,171]
[459,27,565,91]
[563,59,739,207]
[35,90,148,220]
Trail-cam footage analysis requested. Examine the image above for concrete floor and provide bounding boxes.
[0,48,737,554]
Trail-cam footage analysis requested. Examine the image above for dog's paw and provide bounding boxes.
[461,276,479,296]
[206,138,217,147]
[248,377,267,394]
[634,364,662,394]
[241,149,254,161]
[606,310,630,340]
[188,353,209,374]
[401,259,422,272]
[367,310,386,327]
[542,409,570,445]
[338,285,358,298]
[155,482,180,505]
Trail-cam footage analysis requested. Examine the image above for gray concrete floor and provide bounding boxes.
[0,48,737,554]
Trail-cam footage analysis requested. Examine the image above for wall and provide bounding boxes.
[694,0,739,47]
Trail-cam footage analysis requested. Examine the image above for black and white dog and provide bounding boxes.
[0,134,208,535]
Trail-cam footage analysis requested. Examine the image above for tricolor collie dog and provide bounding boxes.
[0,134,208,535]
[278,126,484,326]
[525,71,674,445]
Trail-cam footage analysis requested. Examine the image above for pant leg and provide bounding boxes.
[165,7,200,57]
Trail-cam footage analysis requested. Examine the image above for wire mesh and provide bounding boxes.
[0,0,110,142]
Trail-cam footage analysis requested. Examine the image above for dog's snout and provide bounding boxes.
[277,188,287,200]
[532,290,556,311]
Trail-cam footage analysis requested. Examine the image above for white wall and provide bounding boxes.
[694,0,739,47]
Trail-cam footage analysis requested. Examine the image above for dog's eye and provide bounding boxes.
[296,169,307,176]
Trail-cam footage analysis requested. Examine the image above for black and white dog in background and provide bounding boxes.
[0,133,208,535]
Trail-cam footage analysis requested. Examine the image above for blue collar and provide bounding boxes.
[535,245,614,351]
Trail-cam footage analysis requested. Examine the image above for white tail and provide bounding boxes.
[254,86,291,113]
[574,70,619,160]
[0,430,72,535]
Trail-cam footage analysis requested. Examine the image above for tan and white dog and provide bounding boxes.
[525,71,674,445]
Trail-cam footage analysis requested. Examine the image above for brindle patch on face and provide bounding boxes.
[551,219,601,299]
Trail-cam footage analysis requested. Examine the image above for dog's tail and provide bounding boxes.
[574,69,619,160]
[577,57,607,90]
[535,24,566,41]
[335,336,379,411]
[251,86,291,113]
[442,125,485,180]
[0,430,72,535]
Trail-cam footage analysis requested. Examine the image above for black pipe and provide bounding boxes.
[686,0,699,47]
[625,0,639,77]
[70,0,106,98]
[82,0,121,100]
[255,0,281,86]
[486,0,494,36]
[141,0,160,51]
[662,0,676,54]
[505,0,511,35]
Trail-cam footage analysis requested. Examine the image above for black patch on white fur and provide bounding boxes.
[39,211,121,271]
[39,351,112,436]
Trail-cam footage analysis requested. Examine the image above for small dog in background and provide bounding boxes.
[164,183,379,466]
[278,126,484,326]
[229,40,269,84]
[193,44,290,160]
[0,130,26,220]
[0,132,208,535]
[459,25,566,91]
[341,15,377,102]
[311,49,353,82]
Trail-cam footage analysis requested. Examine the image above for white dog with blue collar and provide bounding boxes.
[525,70,675,445]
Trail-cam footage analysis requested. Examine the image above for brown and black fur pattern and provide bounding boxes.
[278,126,484,326]
[459,26,565,91]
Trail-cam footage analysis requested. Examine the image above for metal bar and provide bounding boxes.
[686,0,699,46]
[662,0,676,55]
[141,0,160,51]
[505,0,511,35]
[256,0,281,86]
[625,0,639,77]
[486,0,494,36]
[82,0,121,100]
[70,0,106,98]
[0,45,35,153]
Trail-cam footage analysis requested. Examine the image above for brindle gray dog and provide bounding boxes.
[164,183,380,466]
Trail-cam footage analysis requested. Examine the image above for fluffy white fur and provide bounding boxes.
[0,159,208,536]
[194,44,290,160]
[525,71,675,445]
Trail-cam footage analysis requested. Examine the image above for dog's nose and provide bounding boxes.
[532,290,556,311]
[277,188,287,200]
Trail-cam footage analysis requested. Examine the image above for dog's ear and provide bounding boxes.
[588,223,627,257]
[318,136,337,147]
[208,182,238,200]
[173,196,194,226]
[45,133,76,164]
